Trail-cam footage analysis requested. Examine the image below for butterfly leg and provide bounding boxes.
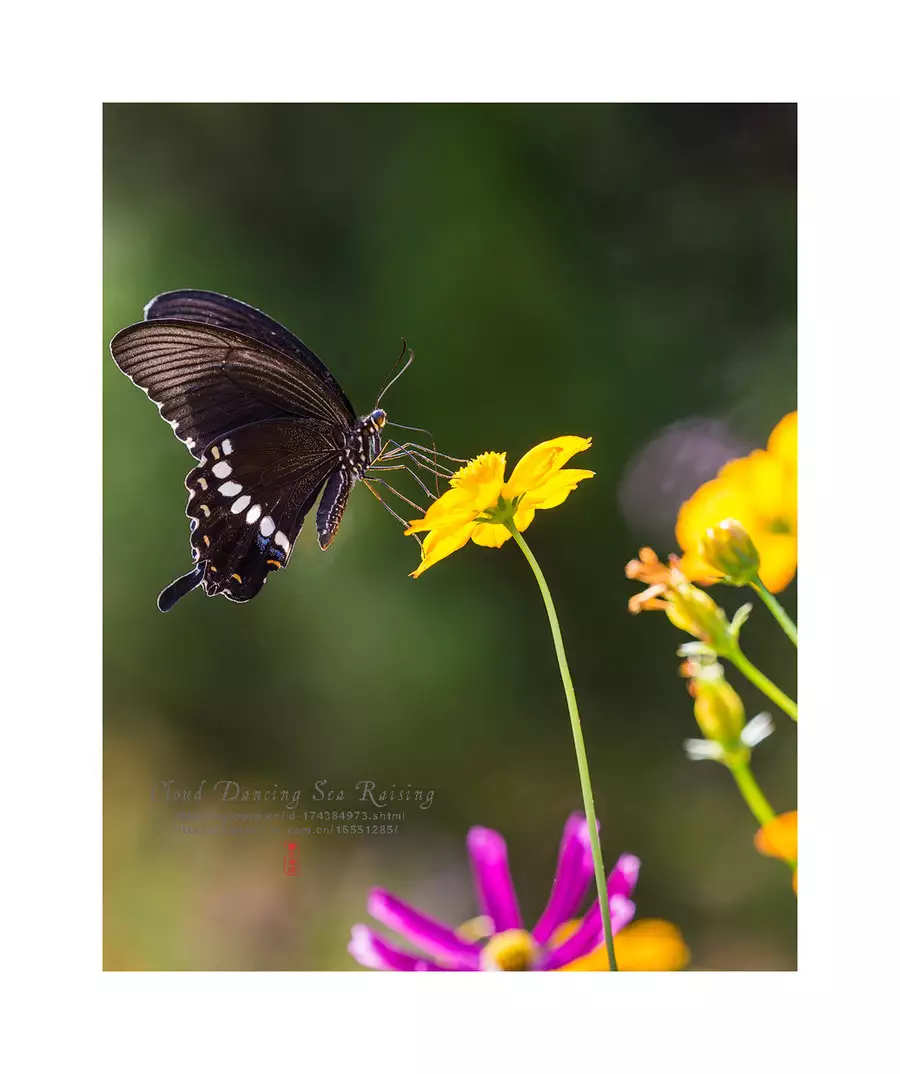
[367,460,439,502]
[365,476,428,515]
[362,479,423,546]
[390,440,468,465]
[379,440,455,479]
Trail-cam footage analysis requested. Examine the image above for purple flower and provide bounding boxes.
[348,814,640,971]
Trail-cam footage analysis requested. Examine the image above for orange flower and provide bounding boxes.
[754,810,798,894]
[676,411,797,592]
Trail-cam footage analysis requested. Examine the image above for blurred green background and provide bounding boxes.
[104,103,796,971]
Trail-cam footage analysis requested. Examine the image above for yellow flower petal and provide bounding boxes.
[504,436,592,499]
[404,488,481,535]
[719,451,794,528]
[519,468,594,510]
[767,411,797,469]
[677,476,750,553]
[558,920,690,972]
[470,504,537,547]
[410,522,478,578]
[512,505,535,532]
[471,522,513,548]
[450,451,507,509]
[752,533,798,592]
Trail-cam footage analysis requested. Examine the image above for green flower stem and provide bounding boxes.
[506,520,618,971]
[726,758,796,870]
[727,647,798,722]
[726,756,776,829]
[751,577,798,648]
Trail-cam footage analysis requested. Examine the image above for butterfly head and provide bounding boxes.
[354,408,387,471]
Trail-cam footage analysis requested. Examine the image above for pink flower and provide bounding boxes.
[348,815,640,971]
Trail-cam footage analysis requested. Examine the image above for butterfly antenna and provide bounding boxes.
[376,338,415,406]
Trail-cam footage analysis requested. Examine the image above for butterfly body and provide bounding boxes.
[110,291,388,610]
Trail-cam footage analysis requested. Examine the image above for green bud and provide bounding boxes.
[691,664,746,752]
[700,519,760,586]
[665,580,736,656]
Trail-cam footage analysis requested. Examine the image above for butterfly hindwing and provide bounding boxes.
[110,320,354,459]
[178,418,344,606]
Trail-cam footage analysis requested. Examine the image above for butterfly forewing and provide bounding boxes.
[110,320,353,459]
[144,290,356,422]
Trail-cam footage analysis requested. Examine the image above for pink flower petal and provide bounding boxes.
[466,826,523,932]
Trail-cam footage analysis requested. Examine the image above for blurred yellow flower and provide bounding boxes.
[405,436,594,577]
[676,411,797,593]
[754,810,798,894]
[555,919,690,971]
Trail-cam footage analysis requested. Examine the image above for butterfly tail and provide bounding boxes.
[157,565,205,612]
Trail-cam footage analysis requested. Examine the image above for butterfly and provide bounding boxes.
[110,290,407,611]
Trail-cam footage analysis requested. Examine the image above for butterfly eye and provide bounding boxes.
[372,408,387,428]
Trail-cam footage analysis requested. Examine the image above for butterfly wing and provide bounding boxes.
[159,417,345,609]
[110,319,354,459]
[144,290,356,422]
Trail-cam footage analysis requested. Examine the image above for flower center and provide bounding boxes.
[479,929,540,971]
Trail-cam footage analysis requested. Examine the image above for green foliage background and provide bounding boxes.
[104,103,797,970]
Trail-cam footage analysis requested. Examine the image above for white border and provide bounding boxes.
[7,0,900,1068]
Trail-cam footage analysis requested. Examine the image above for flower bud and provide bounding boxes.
[665,579,735,655]
[700,519,760,586]
[691,664,746,751]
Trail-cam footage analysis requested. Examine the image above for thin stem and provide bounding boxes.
[726,758,796,871]
[506,520,618,972]
[728,647,798,722]
[726,757,776,829]
[752,577,798,647]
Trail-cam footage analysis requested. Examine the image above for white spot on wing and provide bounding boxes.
[212,461,232,478]
[219,481,243,497]
[246,504,261,524]
[211,446,221,460]
[232,494,252,514]
[260,516,275,538]
[198,477,208,490]
[275,531,291,553]
[222,439,233,455]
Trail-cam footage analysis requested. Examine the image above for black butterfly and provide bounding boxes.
[110,290,396,611]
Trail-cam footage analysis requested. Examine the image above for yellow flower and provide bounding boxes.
[676,411,797,593]
[554,919,690,971]
[754,810,798,894]
[405,436,594,577]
